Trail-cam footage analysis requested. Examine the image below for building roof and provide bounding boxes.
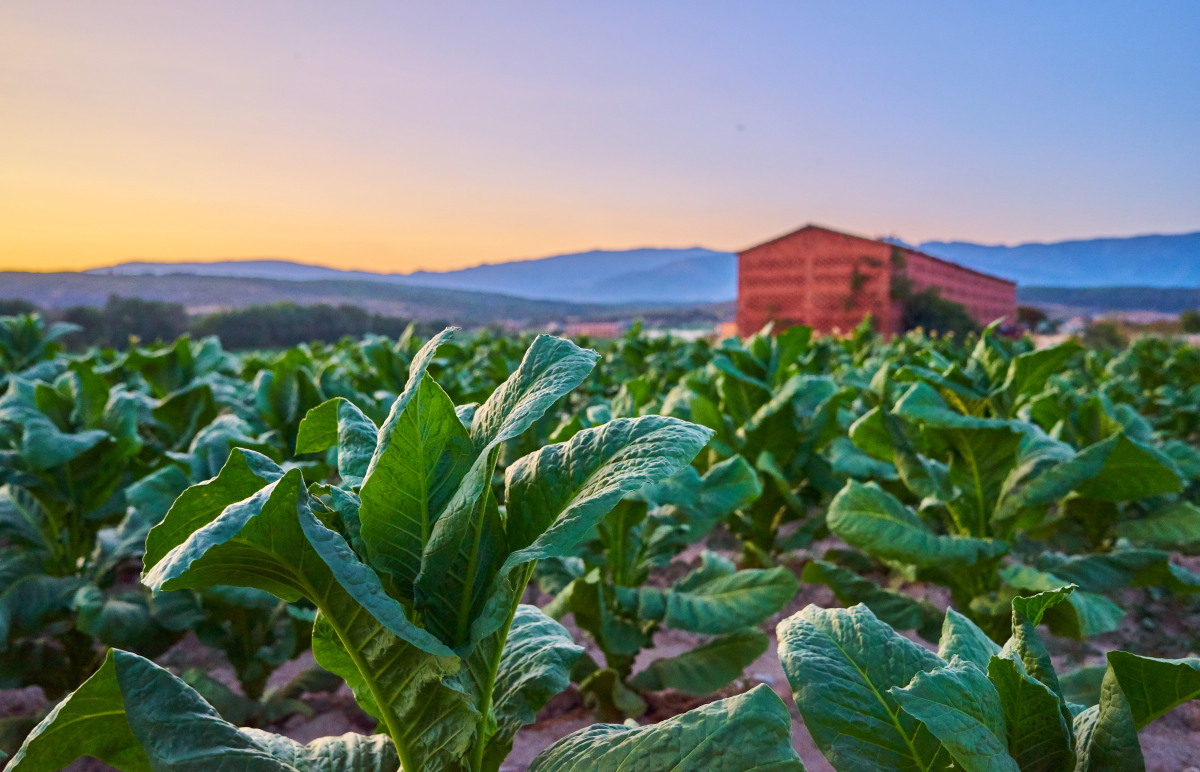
[738,223,1017,287]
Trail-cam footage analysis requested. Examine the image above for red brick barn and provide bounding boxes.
[736,225,1017,336]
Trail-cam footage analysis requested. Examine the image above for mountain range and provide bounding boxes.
[82,229,1200,306]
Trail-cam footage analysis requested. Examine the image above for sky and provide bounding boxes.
[2,2,1198,273]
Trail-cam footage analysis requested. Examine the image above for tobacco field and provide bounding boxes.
[1,310,1199,771]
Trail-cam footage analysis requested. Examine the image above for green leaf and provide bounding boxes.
[1114,501,1200,552]
[890,657,1019,772]
[986,655,1074,772]
[1105,650,1200,730]
[1072,667,1145,772]
[357,374,474,604]
[480,605,582,772]
[828,481,1008,568]
[937,608,1001,672]
[6,647,402,772]
[848,406,894,463]
[143,448,283,571]
[778,603,948,772]
[698,454,763,521]
[295,397,378,486]
[804,559,943,640]
[1001,565,1124,639]
[1074,433,1183,502]
[1002,343,1082,400]
[628,627,768,696]
[993,434,1102,527]
[415,335,600,646]
[650,565,797,635]
[999,588,1073,708]
[1034,549,1200,594]
[4,649,151,772]
[527,684,804,772]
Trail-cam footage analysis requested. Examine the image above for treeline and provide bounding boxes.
[0,296,442,350]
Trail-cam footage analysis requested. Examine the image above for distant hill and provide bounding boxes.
[0,272,731,327]
[917,231,1200,287]
[1017,286,1200,315]
[89,247,739,304]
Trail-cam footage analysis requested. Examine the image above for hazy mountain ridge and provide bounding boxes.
[77,230,1200,307]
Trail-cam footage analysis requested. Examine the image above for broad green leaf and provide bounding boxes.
[804,559,943,640]
[828,481,1008,568]
[848,406,894,463]
[993,434,1102,526]
[1105,650,1200,730]
[986,656,1074,772]
[499,415,713,590]
[778,603,948,772]
[4,649,151,772]
[634,566,797,635]
[698,454,762,520]
[357,374,474,604]
[7,648,401,772]
[1072,667,1145,772]
[143,448,283,571]
[295,397,378,486]
[1034,549,1200,594]
[999,589,1073,708]
[1001,565,1124,639]
[890,657,1018,772]
[415,335,599,646]
[628,627,768,696]
[125,465,192,527]
[480,605,582,772]
[1114,501,1200,552]
[938,608,1001,672]
[672,550,736,593]
[526,684,803,772]
[1002,343,1082,400]
[1074,433,1182,502]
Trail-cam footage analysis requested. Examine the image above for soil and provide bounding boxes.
[3,545,1198,771]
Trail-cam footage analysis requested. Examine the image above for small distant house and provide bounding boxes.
[736,225,1017,336]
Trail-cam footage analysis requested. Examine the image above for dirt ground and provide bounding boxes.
[3,547,1198,771]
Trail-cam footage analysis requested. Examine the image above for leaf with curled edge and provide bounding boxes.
[777,603,949,772]
[986,654,1074,772]
[1072,665,1145,772]
[526,685,804,772]
[890,657,1019,772]
[938,608,1001,673]
[143,448,283,572]
[295,397,378,487]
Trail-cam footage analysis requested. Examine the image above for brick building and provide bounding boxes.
[736,225,1017,336]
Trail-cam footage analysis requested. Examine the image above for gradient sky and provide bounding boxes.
[3,2,1198,273]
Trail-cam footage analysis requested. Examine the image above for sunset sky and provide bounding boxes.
[3,2,1198,273]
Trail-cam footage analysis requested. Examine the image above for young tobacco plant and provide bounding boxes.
[542,459,795,717]
[778,588,1200,772]
[672,323,851,565]
[4,332,811,772]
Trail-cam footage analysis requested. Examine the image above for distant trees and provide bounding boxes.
[0,297,422,351]
[188,302,420,349]
[899,286,978,339]
[1181,308,1200,333]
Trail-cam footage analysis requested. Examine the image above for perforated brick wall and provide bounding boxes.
[736,225,1017,336]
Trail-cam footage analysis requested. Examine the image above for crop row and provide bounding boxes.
[1,312,1198,770]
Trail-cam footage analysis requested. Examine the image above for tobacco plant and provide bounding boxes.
[542,458,795,717]
[3,331,812,772]
[668,324,854,565]
[778,588,1200,771]
[811,332,1200,642]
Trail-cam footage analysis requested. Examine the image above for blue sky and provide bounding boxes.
[2,1,1197,271]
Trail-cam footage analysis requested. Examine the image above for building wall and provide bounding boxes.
[737,225,1017,336]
